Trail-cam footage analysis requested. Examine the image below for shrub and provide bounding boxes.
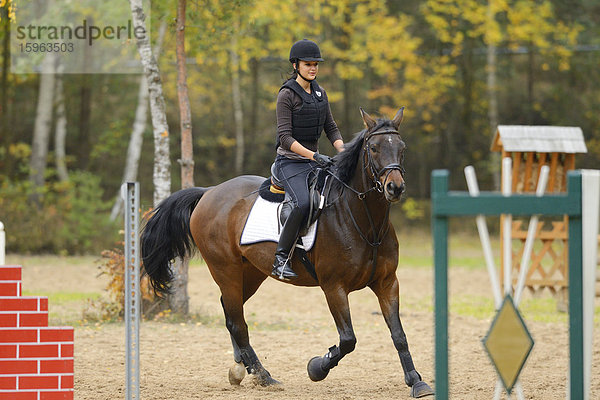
[83,245,166,322]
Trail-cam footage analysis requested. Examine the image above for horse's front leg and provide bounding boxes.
[307,287,357,381]
[370,275,434,398]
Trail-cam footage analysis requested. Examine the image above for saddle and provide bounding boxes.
[258,163,332,236]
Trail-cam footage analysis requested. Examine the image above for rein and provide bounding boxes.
[326,126,405,286]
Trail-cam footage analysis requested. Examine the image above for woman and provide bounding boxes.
[272,39,345,281]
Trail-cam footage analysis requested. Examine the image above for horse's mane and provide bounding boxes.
[333,118,397,184]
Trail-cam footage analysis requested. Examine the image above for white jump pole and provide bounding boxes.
[502,157,513,296]
[0,221,5,265]
[514,166,550,305]
[464,166,502,309]
[465,164,524,400]
[581,170,599,400]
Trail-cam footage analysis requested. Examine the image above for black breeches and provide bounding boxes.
[274,155,317,223]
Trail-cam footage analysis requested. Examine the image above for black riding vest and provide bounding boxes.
[277,79,328,148]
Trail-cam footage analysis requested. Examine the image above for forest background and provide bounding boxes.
[0,0,599,255]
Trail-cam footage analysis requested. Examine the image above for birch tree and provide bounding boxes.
[29,52,56,203]
[54,65,68,182]
[129,0,171,206]
[110,20,167,221]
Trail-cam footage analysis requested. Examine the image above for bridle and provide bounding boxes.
[362,128,406,196]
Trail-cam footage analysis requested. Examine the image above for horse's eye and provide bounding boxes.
[370,145,378,153]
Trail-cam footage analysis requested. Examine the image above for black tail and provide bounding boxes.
[141,187,208,296]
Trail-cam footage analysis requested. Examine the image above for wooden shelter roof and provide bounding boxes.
[491,125,587,153]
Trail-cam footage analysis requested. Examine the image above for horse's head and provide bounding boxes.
[360,107,406,203]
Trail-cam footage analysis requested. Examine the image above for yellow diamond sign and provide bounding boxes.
[482,295,534,394]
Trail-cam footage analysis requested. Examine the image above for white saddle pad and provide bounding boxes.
[240,196,318,251]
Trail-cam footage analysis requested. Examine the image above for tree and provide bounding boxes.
[230,23,244,175]
[110,20,168,221]
[29,52,56,203]
[503,0,581,122]
[485,0,502,188]
[176,0,194,190]
[54,65,68,182]
[417,0,581,187]
[129,0,171,206]
[170,0,194,315]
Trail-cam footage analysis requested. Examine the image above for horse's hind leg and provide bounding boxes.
[219,266,277,386]
[370,275,434,398]
[227,333,246,385]
[225,268,267,385]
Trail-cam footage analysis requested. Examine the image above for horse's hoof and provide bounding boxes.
[262,375,282,387]
[410,381,434,398]
[307,356,329,381]
[228,362,246,385]
[251,373,283,388]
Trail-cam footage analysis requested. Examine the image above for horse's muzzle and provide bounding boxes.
[384,181,405,202]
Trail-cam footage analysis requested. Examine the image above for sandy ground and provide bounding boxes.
[13,255,600,400]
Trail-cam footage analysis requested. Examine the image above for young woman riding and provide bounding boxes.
[271,39,345,281]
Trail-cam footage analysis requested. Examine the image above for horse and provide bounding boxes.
[140,107,434,398]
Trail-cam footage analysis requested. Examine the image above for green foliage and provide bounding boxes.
[0,157,119,254]
[401,198,425,220]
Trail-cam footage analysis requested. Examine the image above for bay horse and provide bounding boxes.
[141,107,434,398]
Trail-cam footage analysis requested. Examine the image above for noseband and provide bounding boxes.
[363,128,406,194]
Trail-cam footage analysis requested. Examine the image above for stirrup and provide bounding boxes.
[271,255,298,281]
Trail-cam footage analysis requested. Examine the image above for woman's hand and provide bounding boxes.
[313,153,334,168]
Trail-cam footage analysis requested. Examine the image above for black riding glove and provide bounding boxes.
[313,153,334,168]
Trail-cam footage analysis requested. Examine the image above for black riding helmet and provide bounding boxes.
[289,39,324,63]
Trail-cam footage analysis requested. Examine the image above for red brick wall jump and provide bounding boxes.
[0,266,74,400]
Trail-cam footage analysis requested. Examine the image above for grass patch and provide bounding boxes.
[7,255,97,268]
[23,291,102,305]
[450,296,495,320]
[446,294,598,324]
[400,294,434,314]
[20,291,103,326]
[399,254,432,268]
[398,229,501,270]
[519,297,568,324]
[415,290,600,327]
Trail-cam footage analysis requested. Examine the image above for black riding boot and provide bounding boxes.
[271,206,305,281]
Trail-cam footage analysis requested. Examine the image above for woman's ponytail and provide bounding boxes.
[282,59,298,85]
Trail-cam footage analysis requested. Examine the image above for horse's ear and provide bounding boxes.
[392,107,405,129]
[359,107,377,130]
